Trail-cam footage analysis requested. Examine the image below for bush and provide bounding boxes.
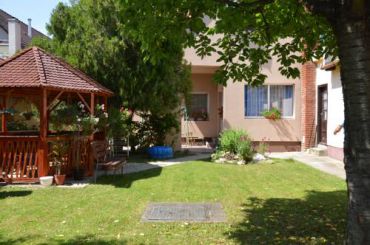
[219,129,247,154]
[107,108,131,138]
[216,129,254,163]
[135,112,179,148]
[238,140,253,162]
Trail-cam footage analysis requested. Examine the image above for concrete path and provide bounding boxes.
[124,153,211,174]
[269,152,346,180]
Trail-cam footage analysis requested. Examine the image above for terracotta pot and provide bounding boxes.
[54,174,66,185]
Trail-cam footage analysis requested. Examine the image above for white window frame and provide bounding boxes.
[187,92,210,121]
[245,84,295,119]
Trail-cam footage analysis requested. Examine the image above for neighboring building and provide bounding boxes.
[0,9,46,58]
[313,57,344,160]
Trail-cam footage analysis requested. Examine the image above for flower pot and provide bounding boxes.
[54,174,66,185]
[39,176,53,186]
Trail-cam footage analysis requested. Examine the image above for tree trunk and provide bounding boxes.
[333,2,370,243]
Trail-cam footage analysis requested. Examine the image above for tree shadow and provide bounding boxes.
[228,190,347,244]
[0,234,127,245]
[96,166,162,188]
[0,234,36,245]
[0,189,32,199]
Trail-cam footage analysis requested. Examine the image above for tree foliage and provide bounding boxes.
[120,0,370,242]
[120,0,336,85]
[33,0,191,114]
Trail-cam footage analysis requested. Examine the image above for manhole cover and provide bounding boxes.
[141,202,227,222]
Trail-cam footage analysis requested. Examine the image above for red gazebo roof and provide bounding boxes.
[0,47,113,96]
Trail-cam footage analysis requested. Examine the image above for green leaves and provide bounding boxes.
[34,0,192,117]
[120,0,336,85]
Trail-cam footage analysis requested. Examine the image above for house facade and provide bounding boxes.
[182,41,345,158]
[182,46,304,152]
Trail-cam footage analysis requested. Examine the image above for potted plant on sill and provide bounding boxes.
[262,108,282,120]
[50,138,69,185]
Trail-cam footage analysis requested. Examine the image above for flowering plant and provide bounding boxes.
[261,107,281,120]
[76,103,108,135]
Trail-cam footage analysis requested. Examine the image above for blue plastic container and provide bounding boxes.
[147,146,174,159]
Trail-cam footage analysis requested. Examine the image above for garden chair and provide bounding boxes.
[91,140,127,183]
[109,137,130,158]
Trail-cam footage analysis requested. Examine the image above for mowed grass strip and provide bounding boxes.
[0,159,346,244]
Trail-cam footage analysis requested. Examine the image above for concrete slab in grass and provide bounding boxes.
[141,202,227,223]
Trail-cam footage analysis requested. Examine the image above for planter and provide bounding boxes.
[39,176,53,186]
[54,174,66,185]
[147,146,173,159]
[264,114,279,120]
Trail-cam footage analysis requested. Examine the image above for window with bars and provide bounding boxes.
[245,85,294,117]
[187,93,208,121]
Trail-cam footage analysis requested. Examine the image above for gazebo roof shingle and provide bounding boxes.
[0,47,113,96]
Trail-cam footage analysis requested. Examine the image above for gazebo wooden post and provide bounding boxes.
[1,95,7,133]
[87,93,95,176]
[103,96,108,111]
[38,89,49,177]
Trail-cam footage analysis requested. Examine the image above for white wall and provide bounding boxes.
[316,65,344,148]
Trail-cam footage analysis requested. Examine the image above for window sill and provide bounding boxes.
[244,117,295,120]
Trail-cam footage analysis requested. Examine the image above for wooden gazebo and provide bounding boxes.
[0,47,113,183]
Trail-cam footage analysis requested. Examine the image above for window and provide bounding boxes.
[245,85,294,117]
[187,93,208,121]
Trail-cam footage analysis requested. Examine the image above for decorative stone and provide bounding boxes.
[253,153,266,162]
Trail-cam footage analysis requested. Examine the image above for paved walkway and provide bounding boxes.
[124,153,212,174]
[269,152,346,180]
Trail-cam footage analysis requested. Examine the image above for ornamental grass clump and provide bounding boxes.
[212,129,254,164]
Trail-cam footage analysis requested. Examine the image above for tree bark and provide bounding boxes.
[333,1,370,243]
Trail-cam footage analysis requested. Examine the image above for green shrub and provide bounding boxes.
[219,129,247,154]
[217,129,254,162]
[238,140,253,162]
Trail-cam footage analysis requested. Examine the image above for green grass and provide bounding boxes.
[0,159,346,244]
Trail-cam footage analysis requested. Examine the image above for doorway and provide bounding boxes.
[318,85,328,144]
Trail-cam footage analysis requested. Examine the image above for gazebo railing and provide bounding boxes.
[0,134,93,183]
[0,136,40,182]
[47,135,92,177]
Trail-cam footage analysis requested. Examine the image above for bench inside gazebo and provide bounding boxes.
[0,47,113,183]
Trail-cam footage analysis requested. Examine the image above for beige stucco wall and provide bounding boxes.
[181,73,221,139]
[223,58,302,142]
[0,44,8,58]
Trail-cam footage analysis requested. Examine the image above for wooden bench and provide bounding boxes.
[91,140,127,182]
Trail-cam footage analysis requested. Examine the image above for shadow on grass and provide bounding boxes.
[0,189,32,199]
[0,234,35,245]
[96,167,162,188]
[228,190,347,244]
[0,234,126,245]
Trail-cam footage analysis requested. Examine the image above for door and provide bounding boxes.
[318,85,328,144]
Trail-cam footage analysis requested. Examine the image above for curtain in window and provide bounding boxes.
[244,86,268,116]
[188,94,208,121]
[270,85,294,117]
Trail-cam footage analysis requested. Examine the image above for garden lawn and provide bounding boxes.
[0,159,346,244]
